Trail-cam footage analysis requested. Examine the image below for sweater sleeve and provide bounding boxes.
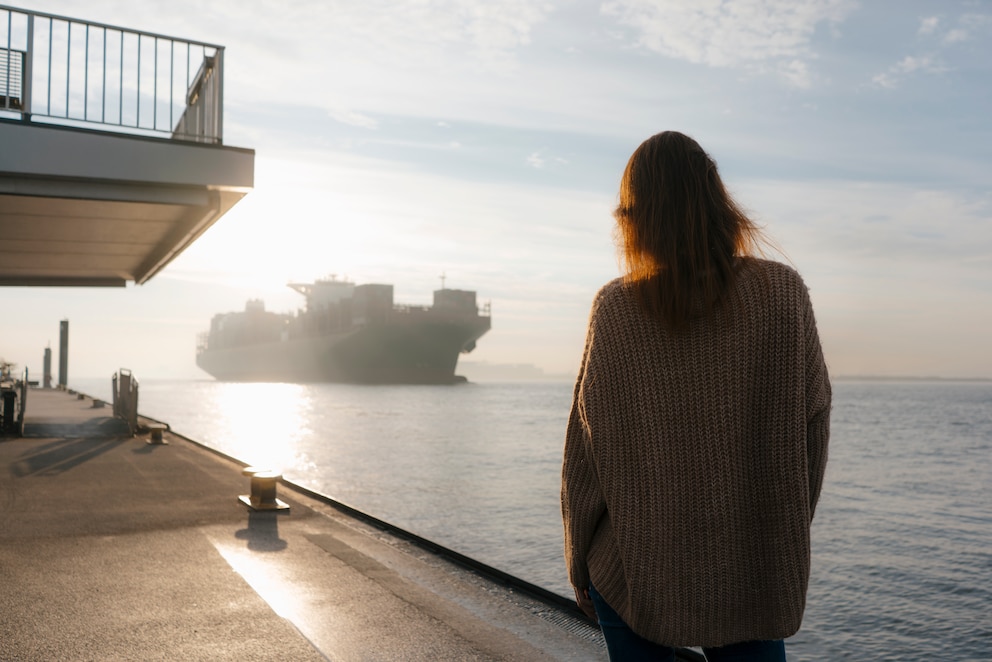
[802,284,831,519]
[561,295,607,590]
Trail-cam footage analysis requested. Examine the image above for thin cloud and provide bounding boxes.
[739,179,992,267]
[184,0,557,127]
[526,150,570,169]
[778,59,812,88]
[600,0,855,87]
[918,11,991,44]
[303,0,553,73]
[327,108,379,129]
[949,12,992,42]
[943,28,969,43]
[872,54,947,89]
[873,10,990,88]
[918,16,939,36]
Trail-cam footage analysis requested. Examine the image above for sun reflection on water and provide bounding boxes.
[205,383,313,472]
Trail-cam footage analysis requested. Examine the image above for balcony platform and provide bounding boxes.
[0,118,254,287]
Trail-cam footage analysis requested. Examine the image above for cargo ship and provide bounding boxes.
[196,278,491,384]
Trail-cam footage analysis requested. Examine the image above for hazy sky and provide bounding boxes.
[3,0,991,380]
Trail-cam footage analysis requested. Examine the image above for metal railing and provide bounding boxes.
[0,366,26,436]
[1,4,224,143]
[112,368,139,435]
[17,366,27,435]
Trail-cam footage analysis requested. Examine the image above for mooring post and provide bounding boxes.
[239,467,290,511]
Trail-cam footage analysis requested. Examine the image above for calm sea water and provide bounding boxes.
[73,377,991,661]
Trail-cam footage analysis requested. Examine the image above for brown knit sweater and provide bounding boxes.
[562,257,831,647]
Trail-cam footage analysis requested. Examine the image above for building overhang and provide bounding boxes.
[0,119,254,287]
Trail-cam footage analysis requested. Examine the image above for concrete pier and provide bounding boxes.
[0,388,606,661]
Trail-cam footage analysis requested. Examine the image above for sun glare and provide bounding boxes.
[176,157,392,290]
[207,383,313,472]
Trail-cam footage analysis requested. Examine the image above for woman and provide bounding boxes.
[561,131,831,661]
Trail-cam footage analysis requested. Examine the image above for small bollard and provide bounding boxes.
[92,399,105,408]
[77,393,85,400]
[239,467,290,512]
[144,423,168,445]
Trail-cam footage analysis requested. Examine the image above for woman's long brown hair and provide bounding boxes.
[614,131,764,331]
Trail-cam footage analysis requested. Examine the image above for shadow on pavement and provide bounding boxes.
[21,417,131,439]
[235,511,288,552]
[9,436,129,477]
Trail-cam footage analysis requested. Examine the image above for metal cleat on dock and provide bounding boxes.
[239,467,290,512]
[144,423,169,445]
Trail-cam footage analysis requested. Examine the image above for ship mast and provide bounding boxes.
[440,272,446,290]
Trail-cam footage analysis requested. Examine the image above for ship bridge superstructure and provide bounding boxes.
[0,5,254,287]
[289,277,357,310]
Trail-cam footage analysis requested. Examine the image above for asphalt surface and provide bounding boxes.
[0,388,605,661]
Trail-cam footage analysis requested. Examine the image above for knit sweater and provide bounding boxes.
[562,257,831,647]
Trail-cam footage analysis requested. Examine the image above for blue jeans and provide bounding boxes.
[589,585,786,662]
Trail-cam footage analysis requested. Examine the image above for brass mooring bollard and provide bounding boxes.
[239,467,290,512]
[145,423,168,445]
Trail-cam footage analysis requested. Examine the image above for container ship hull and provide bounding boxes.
[196,280,491,385]
[196,318,489,384]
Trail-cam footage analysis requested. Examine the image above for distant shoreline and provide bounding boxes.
[457,361,573,382]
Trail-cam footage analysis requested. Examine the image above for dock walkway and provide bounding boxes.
[1,388,605,661]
